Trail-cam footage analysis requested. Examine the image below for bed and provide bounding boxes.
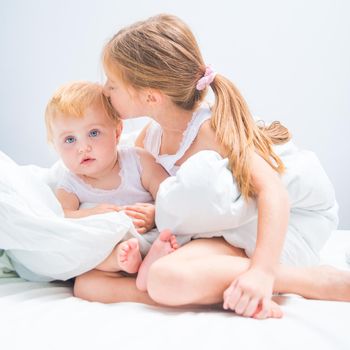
[1,230,349,350]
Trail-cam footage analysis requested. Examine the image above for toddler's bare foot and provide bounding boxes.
[136,229,179,292]
[117,238,142,274]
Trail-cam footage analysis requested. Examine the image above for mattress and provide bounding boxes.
[1,230,349,350]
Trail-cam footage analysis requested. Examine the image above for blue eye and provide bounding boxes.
[64,136,76,144]
[89,129,100,137]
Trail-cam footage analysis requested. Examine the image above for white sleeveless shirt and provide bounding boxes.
[57,146,153,207]
[143,106,212,175]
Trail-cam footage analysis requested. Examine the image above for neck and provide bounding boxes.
[152,101,194,134]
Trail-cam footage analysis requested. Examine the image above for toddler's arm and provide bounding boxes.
[56,189,121,218]
[121,148,168,233]
[137,148,169,199]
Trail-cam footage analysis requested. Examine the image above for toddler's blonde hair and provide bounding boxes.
[45,81,119,142]
[103,14,291,198]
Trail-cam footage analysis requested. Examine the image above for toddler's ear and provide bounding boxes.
[116,121,123,141]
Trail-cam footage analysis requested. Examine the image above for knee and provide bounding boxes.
[73,272,94,301]
[147,260,189,306]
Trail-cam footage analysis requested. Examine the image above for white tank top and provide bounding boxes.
[57,146,153,206]
[143,106,212,175]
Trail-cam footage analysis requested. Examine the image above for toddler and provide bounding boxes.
[45,81,177,276]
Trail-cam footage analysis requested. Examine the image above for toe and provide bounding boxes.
[159,229,172,241]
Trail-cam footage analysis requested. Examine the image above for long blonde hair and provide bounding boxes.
[103,14,291,198]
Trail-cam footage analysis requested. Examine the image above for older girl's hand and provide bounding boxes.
[223,267,281,319]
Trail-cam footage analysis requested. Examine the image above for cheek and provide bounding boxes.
[94,135,117,152]
[109,93,122,109]
[57,145,77,166]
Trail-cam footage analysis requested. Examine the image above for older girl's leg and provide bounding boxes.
[74,269,156,305]
[147,238,249,305]
[147,238,350,306]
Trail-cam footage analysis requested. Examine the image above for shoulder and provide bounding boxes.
[133,146,159,172]
[135,121,153,148]
[196,119,224,156]
[134,147,169,190]
[134,146,155,161]
[249,152,285,192]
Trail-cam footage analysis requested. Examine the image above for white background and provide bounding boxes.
[1,0,349,228]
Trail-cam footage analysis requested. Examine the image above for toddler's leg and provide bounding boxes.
[136,229,178,292]
[96,238,142,274]
[74,269,156,304]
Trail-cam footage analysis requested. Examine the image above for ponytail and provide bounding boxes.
[210,75,291,198]
[103,13,291,199]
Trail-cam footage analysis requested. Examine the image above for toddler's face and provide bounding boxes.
[51,103,121,177]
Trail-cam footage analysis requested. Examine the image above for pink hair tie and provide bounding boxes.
[196,65,216,91]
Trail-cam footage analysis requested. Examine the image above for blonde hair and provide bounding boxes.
[45,81,119,142]
[103,14,291,198]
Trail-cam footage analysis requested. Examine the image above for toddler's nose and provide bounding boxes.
[78,144,92,154]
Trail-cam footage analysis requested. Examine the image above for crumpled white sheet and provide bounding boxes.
[0,151,151,281]
[0,139,339,280]
[156,142,338,263]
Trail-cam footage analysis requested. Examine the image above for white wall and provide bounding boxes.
[1,0,349,228]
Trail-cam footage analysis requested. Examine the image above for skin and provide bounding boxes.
[102,74,288,318]
[73,76,350,319]
[51,103,168,224]
[50,101,169,273]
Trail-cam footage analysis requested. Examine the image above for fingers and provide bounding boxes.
[134,202,153,207]
[124,204,152,213]
[223,284,265,318]
[223,282,240,310]
[123,203,155,233]
[132,218,146,228]
[96,204,122,212]
[111,205,122,211]
[124,210,147,221]
[243,297,259,317]
[253,298,271,319]
[136,227,147,234]
[131,218,150,234]
[234,294,251,315]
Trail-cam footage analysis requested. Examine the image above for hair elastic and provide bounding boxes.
[196,66,216,91]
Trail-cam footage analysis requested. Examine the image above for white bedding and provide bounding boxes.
[0,140,338,281]
[0,151,151,281]
[1,230,349,350]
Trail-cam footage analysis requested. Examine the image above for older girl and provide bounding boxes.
[74,14,349,319]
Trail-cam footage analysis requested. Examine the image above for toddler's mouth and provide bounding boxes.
[80,157,95,165]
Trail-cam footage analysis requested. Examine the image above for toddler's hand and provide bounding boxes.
[90,203,122,215]
[223,267,278,319]
[124,203,155,234]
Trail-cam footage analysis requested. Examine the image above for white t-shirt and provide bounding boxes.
[57,146,153,207]
[143,105,211,175]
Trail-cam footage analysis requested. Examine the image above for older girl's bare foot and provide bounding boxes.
[253,300,283,319]
[117,238,142,274]
[136,230,179,292]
